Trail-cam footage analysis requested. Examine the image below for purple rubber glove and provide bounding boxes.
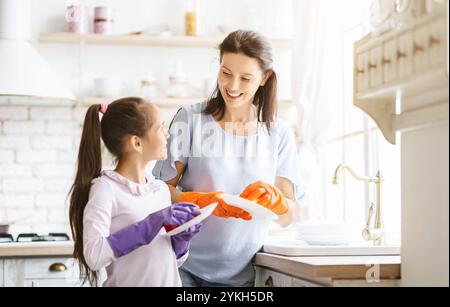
[106,203,200,257]
[171,222,203,259]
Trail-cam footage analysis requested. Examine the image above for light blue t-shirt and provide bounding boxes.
[153,102,303,285]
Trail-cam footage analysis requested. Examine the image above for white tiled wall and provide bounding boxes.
[0,97,85,236]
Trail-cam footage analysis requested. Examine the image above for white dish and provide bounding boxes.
[218,194,278,221]
[164,203,217,236]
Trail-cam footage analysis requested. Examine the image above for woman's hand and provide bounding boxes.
[240,181,288,215]
[180,191,252,220]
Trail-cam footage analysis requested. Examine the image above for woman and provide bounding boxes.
[153,30,303,287]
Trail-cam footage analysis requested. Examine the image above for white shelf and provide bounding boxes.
[39,32,292,49]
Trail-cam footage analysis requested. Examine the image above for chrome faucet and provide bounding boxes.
[332,164,384,246]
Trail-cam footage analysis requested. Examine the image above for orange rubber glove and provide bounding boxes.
[240,181,288,215]
[179,192,252,220]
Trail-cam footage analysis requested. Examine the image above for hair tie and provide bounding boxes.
[99,103,109,114]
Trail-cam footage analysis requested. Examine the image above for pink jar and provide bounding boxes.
[93,6,113,34]
[66,4,88,34]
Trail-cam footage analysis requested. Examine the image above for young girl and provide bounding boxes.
[69,97,202,287]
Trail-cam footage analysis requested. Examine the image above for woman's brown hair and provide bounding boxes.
[68,97,152,286]
[204,30,278,131]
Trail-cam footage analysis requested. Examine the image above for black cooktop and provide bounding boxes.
[0,233,70,243]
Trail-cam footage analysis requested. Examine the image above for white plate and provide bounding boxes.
[164,203,217,236]
[218,194,278,221]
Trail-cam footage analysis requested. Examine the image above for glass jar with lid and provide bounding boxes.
[140,73,158,100]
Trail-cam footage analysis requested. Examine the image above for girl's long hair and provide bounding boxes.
[68,97,151,286]
[204,30,278,131]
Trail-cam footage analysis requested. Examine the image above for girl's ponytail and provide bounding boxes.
[68,104,103,286]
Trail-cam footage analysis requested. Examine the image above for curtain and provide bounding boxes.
[291,0,350,221]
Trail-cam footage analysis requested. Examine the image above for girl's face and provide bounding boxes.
[218,52,271,110]
[141,106,169,162]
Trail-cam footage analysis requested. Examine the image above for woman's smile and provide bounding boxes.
[225,89,244,102]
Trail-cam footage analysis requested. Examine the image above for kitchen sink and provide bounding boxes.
[262,241,401,257]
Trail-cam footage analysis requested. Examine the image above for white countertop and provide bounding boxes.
[0,241,74,257]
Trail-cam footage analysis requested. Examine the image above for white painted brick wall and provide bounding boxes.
[3,121,45,135]
[0,136,30,149]
[30,107,72,121]
[0,150,15,163]
[31,136,73,150]
[35,193,69,208]
[16,150,58,163]
[0,195,34,208]
[2,179,44,193]
[33,164,75,178]
[0,165,32,178]
[0,107,28,120]
[72,106,88,123]
[46,122,80,135]
[0,103,82,234]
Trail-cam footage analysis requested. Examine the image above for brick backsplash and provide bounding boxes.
[0,101,86,237]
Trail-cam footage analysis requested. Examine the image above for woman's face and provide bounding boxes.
[218,52,270,111]
[141,105,170,161]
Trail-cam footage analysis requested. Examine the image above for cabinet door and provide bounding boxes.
[23,278,85,287]
[356,51,369,92]
[429,18,446,67]
[369,45,383,88]
[256,267,292,287]
[292,277,324,287]
[4,258,80,287]
[397,32,414,79]
[413,25,430,73]
[383,39,397,84]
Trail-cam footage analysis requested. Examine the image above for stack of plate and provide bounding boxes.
[294,222,362,246]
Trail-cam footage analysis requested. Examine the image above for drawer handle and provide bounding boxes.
[397,50,407,59]
[429,36,440,47]
[368,62,377,70]
[49,262,67,272]
[413,43,424,54]
[265,276,274,287]
[382,58,391,65]
[356,68,365,74]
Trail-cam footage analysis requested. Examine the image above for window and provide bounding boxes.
[316,1,401,244]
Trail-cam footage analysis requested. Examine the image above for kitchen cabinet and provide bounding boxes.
[254,253,401,287]
[255,265,401,287]
[255,266,324,287]
[353,11,448,144]
[0,259,3,287]
[3,257,85,287]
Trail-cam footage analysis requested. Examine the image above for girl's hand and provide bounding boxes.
[240,181,288,215]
